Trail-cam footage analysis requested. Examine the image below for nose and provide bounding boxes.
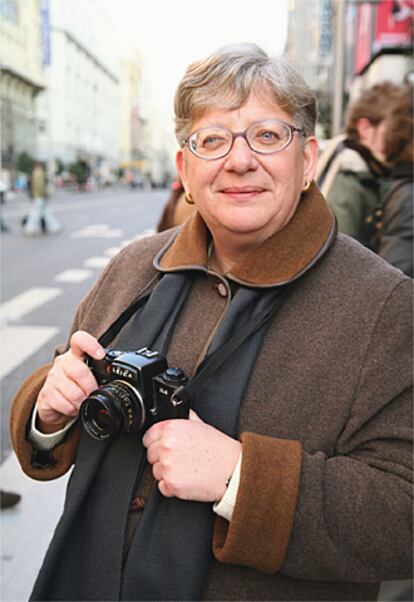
[223,135,259,174]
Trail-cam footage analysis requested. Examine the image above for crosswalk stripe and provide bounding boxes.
[83,256,111,268]
[70,224,123,239]
[0,287,62,322]
[0,325,59,379]
[54,269,93,283]
[104,247,122,257]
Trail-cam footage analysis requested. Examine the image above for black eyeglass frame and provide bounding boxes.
[183,118,304,160]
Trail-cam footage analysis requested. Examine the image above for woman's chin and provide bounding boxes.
[209,208,280,239]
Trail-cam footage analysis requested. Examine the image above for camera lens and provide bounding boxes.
[87,400,114,431]
[81,380,145,440]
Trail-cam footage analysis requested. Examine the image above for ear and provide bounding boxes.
[303,136,319,182]
[176,150,188,191]
[355,117,372,145]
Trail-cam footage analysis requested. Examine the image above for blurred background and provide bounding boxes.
[0,0,412,191]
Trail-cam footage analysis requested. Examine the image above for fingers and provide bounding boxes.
[158,480,174,498]
[142,420,167,449]
[54,353,98,397]
[38,385,80,422]
[37,330,103,430]
[189,409,203,422]
[69,330,105,361]
[143,412,202,450]
[142,417,242,503]
[40,372,86,408]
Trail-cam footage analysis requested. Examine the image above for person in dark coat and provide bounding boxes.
[316,82,400,246]
[156,177,196,231]
[373,85,413,277]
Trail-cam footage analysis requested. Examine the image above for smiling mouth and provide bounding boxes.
[219,186,266,198]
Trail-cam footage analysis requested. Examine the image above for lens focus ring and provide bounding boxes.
[81,380,145,440]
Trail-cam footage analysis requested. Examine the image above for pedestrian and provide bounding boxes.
[23,161,61,236]
[0,178,9,233]
[369,84,413,277]
[156,176,196,231]
[316,82,400,246]
[10,44,412,601]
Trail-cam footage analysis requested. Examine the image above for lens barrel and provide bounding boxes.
[81,380,145,440]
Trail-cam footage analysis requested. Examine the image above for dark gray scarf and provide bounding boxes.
[30,272,287,601]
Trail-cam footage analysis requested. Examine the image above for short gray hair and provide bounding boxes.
[174,43,317,146]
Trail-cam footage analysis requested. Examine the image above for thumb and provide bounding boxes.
[189,409,204,422]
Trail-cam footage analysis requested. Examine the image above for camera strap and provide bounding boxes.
[98,273,291,407]
[174,283,291,405]
[99,294,152,348]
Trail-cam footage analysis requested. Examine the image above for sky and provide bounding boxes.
[107,0,288,132]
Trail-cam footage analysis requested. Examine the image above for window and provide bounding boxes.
[0,0,18,24]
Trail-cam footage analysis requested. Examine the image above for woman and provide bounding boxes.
[10,45,412,601]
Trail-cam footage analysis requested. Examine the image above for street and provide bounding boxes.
[1,186,167,460]
[0,186,167,600]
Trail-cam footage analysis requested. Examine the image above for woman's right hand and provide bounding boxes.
[37,330,105,433]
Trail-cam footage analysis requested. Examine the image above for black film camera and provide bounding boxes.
[81,347,189,441]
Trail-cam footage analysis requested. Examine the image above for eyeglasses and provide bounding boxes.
[183,118,303,160]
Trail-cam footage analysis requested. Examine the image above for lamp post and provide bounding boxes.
[332,0,346,135]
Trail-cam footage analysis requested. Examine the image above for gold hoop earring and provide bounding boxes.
[185,191,195,204]
[302,180,312,192]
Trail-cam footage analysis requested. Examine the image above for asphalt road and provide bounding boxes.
[0,185,168,461]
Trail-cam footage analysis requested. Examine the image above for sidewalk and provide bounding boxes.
[0,452,69,601]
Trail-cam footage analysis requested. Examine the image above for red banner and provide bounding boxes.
[352,0,413,75]
[354,3,375,74]
[373,0,413,52]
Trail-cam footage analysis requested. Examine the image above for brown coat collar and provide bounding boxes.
[154,184,336,287]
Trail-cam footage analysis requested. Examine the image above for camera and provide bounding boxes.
[80,347,189,441]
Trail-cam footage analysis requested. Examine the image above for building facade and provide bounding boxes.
[1,0,174,187]
[286,0,335,137]
[36,0,121,174]
[286,0,413,136]
[0,0,45,175]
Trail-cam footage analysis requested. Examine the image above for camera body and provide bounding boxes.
[81,347,189,441]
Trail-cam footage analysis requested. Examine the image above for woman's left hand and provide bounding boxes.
[142,410,242,502]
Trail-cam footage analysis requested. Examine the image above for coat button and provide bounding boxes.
[129,495,147,512]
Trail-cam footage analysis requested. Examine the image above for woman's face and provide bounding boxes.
[176,91,318,247]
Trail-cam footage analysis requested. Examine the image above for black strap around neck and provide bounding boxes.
[100,276,290,406]
[99,294,152,348]
[176,284,290,404]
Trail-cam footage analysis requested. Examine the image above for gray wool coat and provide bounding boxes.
[10,186,413,601]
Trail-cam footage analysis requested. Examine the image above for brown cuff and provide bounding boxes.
[9,363,80,481]
[212,431,302,573]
